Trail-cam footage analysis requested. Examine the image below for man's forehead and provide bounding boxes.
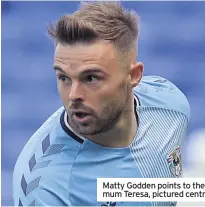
[54,41,118,63]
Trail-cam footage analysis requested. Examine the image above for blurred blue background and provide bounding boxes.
[2,1,205,206]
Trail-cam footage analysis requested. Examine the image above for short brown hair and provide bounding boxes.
[48,1,140,53]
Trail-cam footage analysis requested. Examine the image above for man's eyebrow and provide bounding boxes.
[53,66,65,74]
[81,68,107,75]
[53,66,107,76]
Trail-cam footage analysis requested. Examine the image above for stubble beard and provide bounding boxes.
[67,98,126,136]
[68,86,129,136]
[67,82,130,136]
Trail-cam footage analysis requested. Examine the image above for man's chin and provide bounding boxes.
[72,124,98,136]
[69,117,108,136]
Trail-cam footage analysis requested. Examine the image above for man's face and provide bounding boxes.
[54,40,131,136]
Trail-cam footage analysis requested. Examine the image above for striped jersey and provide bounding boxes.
[13,76,190,206]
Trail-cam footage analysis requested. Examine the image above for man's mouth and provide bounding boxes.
[74,112,89,118]
[71,111,93,123]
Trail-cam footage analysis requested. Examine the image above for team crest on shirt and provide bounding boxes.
[167,146,182,177]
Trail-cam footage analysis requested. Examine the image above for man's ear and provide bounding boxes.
[129,62,144,88]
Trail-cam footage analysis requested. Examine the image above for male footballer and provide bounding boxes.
[13,2,190,206]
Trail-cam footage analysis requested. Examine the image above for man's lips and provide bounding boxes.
[70,110,93,123]
[71,110,91,116]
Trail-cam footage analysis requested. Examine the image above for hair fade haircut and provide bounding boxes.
[48,1,140,53]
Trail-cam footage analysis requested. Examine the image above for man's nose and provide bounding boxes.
[68,82,84,102]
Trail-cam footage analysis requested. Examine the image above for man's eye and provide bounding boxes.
[86,75,99,83]
[58,75,71,84]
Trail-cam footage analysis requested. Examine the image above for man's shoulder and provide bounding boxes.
[134,76,190,120]
[28,106,64,144]
[14,107,64,171]
[13,107,76,206]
